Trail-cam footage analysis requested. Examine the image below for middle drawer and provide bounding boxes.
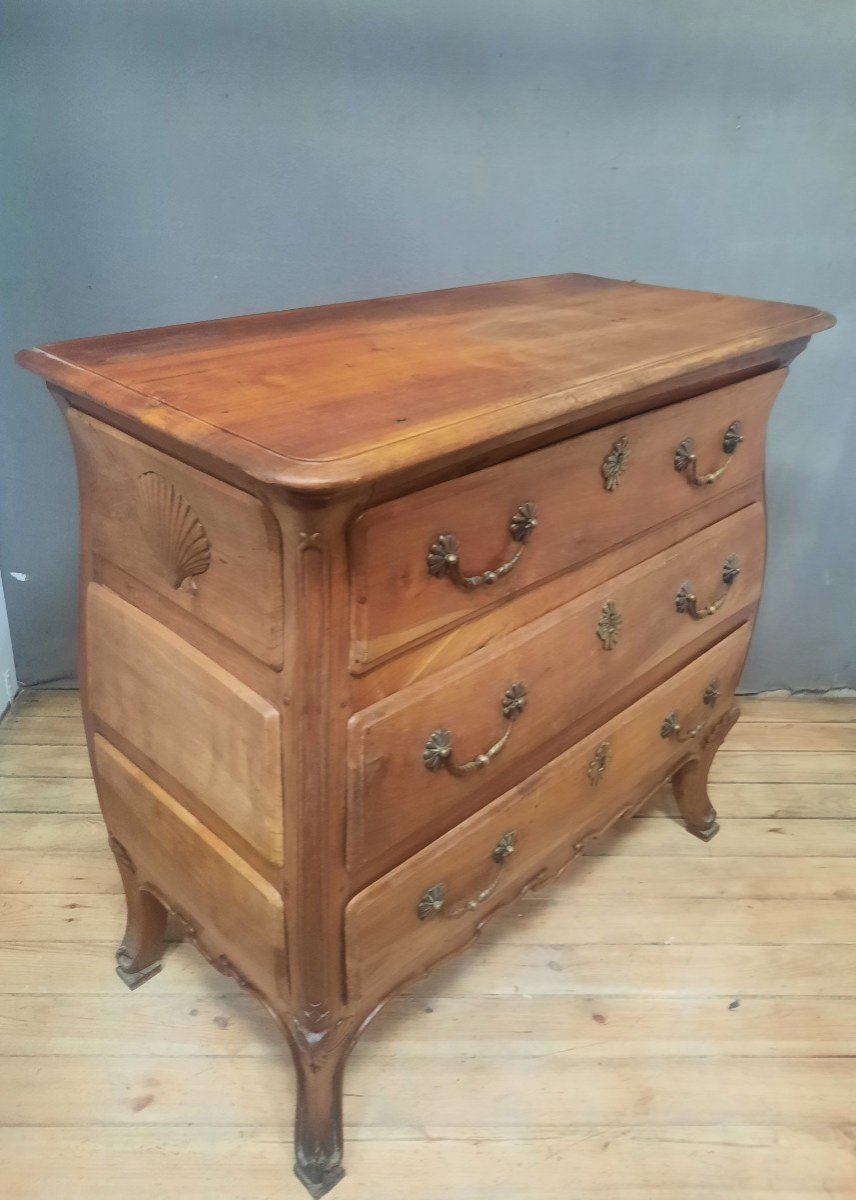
[348,503,764,871]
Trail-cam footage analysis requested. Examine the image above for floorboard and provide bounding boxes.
[2,689,855,1198]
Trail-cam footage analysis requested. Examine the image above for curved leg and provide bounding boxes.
[285,1022,352,1198]
[109,835,168,989]
[671,756,720,841]
[670,706,740,842]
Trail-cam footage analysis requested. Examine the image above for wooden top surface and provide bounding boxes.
[17,273,833,493]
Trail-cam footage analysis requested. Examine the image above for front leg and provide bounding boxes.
[283,1017,355,1198]
[109,835,168,989]
[670,706,740,842]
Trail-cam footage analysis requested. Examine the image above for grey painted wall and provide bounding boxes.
[1,0,854,688]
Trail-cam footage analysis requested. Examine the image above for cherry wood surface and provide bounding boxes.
[86,585,284,865]
[94,736,286,998]
[15,273,833,1198]
[17,274,833,493]
[347,626,750,1001]
[351,370,780,665]
[348,504,765,874]
[67,409,284,667]
[350,475,766,708]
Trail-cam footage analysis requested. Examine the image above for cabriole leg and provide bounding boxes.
[671,756,720,841]
[670,705,740,842]
[287,1030,350,1198]
[109,834,168,989]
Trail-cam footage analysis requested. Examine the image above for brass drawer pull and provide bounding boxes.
[674,421,743,487]
[417,832,517,920]
[676,555,740,619]
[661,679,720,742]
[423,683,527,776]
[427,503,538,589]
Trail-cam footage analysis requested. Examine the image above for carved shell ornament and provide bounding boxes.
[135,472,211,593]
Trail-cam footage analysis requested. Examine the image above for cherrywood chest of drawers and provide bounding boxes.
[18,274,833,1196]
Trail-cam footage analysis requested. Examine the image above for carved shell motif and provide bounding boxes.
[135,472,211,593]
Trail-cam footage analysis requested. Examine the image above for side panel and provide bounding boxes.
[86,584,284,863]
[95,736,287,996]
[67,409,284,667]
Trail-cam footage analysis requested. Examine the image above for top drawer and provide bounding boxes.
[351,369,784,667]
[66,410,284,667]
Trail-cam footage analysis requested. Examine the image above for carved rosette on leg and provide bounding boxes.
[670,706,740,842]
[108,835,168,989]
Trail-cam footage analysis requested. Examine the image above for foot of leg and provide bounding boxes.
[110,836,168,990]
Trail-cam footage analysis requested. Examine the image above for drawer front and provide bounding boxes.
[346,624,751,1000]
[348,503,765,870]
[351,370,783,666]
[94,736,287,996]
[67,409,283,667]
[86,585,284,863]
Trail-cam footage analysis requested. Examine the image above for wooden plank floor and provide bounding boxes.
[2,691,855,1199]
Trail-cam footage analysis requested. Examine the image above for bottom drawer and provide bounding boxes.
[345,624,751,1001]
[93,735,288,997]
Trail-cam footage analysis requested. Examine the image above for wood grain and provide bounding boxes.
[346,628,750,1000]
[66,410,284,667]
[12,274,836,1198]
[2,1053,855,1128]
[17,273,833,493]
[352,373,780,663]
[93,737,288,996]
[86,585,284,863]
[349,505,764,869]
[3,1127,854,1200]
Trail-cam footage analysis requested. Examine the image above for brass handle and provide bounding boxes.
[423,683,527,776]
[427,503,538,589]
[676,555,740,619]
[661,680,720,742]
[417,832,517,920]
[674,421,743,487]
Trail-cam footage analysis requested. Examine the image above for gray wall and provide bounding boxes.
[1,0,854,689]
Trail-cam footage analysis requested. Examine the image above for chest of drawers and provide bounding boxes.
[18,274,833,1196]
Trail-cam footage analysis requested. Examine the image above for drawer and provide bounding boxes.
[86,585,284,863]
[348,503,765,871]
[94,736,287,996]
[67,409,283,667]
[351,369,784,666]
[346,623,750,1000]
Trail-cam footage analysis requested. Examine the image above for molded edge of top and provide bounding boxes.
[16,284,835,499]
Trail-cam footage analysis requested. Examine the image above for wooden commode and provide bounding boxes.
[17,274,833,1196]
